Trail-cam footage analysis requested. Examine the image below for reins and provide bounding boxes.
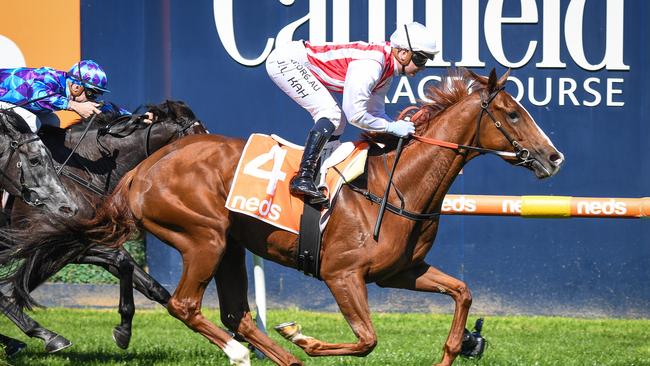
[352,87,536,236]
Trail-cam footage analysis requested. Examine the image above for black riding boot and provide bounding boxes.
[290,118,335,203]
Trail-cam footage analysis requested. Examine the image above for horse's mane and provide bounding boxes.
[0,108,35,135]
[363,68,486,151]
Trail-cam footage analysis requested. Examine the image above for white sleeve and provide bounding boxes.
[342,59,394,132]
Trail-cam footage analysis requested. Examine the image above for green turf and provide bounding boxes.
[1,308,649,365]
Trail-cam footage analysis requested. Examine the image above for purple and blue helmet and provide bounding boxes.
[67,60,109,93]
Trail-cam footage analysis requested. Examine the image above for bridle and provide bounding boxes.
[411,87,535,167]
[142,115,201,158]
[472,87,535,166]
[0,112,47,206]
[347,86,541,231]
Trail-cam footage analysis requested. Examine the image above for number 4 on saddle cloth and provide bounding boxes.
[225,133,368,235]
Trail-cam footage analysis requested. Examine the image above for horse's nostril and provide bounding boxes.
[549,152,563,166]
[59,206,74,216]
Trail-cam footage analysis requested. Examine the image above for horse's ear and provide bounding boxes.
[487,68,498,92]
[465,68,488,85]
[497,68,511,88]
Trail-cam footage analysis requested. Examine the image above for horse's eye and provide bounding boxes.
[29,157,42,166]
[507,111,519,123]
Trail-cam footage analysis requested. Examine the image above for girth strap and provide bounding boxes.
[345,181,440,221]
[296,200,323,279]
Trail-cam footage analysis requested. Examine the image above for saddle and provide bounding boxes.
[226,134,369,278]
[226,133,368,234]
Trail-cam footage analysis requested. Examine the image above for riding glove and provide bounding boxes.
[385,120,415,137]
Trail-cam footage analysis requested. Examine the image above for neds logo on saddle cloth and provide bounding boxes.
[225,134,368,234]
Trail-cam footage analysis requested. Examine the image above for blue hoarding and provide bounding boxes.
[81,0,649,316]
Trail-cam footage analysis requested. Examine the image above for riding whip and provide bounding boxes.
[373,136,406,241]
[57,102,104,175]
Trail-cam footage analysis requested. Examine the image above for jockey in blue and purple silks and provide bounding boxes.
[0,59,130,132]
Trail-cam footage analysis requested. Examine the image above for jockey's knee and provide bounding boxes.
[314,106,341,129]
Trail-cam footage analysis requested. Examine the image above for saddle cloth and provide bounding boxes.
[225,133,368,234]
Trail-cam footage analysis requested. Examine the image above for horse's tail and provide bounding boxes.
[85,169,141,248]
[0,170,141,310]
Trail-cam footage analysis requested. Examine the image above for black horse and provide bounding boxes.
[0,108,78,356]
[0,108,77,218]
[0,101,206,356]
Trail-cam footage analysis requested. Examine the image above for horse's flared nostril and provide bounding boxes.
[59,205,77,217]
[549,152,564,167]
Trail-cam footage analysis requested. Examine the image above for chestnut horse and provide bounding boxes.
[2,69,563,366]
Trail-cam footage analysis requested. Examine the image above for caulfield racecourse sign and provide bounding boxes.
[214,0,627,107]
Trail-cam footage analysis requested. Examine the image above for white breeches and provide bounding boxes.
[265,41,346,135]
[0,101,61,133]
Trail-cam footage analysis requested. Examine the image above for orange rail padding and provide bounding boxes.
[440,195,650,218]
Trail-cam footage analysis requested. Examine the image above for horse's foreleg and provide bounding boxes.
[74,247,134,349]
[0,295,71,353]
[215,242,302,366]
[159,234,250,366]
[377,262,471,366]
[278,273,377,357]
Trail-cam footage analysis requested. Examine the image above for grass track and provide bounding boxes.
[1,308,649,365]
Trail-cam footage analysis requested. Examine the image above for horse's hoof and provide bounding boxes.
[460,328,487,359]
[3,338,27,357]
[274,322,313,343]
[274,321,300,341]
[44,335,72,353]
[112,326,131,350]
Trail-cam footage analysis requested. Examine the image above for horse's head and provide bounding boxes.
[462,69,564,178]
[0,110,77,216]
[94,100,207,158]
[148,100,208,136]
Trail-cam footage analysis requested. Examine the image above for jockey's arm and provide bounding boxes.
[342,60,393,132]
[27,80,69,113]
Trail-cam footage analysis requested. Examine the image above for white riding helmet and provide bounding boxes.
[389,22,439,56]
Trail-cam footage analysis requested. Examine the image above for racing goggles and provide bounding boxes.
[83,87,103,100]
[411,51,434,67]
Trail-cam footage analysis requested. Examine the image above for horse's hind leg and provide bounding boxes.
[0,295,71,353]
[76,247,136,349]
[278,272,378,357]
[215,241,302,366]
[376,262,472,366]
